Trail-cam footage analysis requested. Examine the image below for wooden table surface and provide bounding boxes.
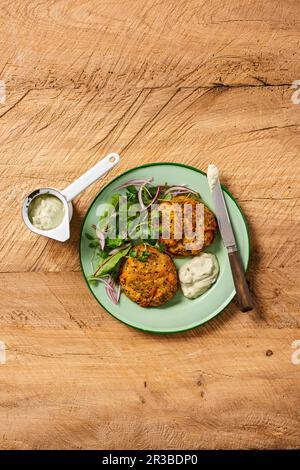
[0,0,300,450]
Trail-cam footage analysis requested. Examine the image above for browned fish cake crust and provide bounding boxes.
[119,245,178,307]
[158,195,217,256]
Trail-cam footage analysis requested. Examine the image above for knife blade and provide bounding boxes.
[207,165,253,312]
[211,179,237,253]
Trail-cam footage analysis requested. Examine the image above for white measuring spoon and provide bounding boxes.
[22,152,120,242]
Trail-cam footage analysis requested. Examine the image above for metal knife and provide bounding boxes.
[207,165,253,312]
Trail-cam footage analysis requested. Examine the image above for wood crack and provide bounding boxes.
[30,243,49,271]
[239,124,298,135]
[10,349,104,359]
[0,90,30,119]
[195,368,234,379]
[145,82,292,91]
[239,196,300,202]
[88,89,147,152]
[122,88,180,153]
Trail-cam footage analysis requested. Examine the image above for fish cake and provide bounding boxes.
[119,244,178,307]
[158,195,217,256]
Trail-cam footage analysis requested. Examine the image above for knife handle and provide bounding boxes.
[228,251,253,312]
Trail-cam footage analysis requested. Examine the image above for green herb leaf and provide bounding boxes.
[137,250,153,262]
[105,237,126,249]
[88,240,99,248]
[85,232,95,240]
[129,250,137,258]
[97,251,109,263]
[143,251,152,256]
[98,210,109,221]
[126,185,138,198]
[110,193,120,209]
[158,242,166,252]
[95,245,131,277]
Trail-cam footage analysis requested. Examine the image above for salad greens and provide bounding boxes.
[86,179,201,304]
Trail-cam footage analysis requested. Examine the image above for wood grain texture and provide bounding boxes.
[0,0,300,450]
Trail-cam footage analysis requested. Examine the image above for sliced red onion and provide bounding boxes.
[138,185,160,210]
[115,283,121,303]
[106,285,116,303]
[105,276,121,304]
[89,276,111,287]
[168,190,190,196]
[138,185,146,209]
[116,177,154,190]
[96,228,106,250]
[149,185,161,206]
[108,242,131,256]
[90,274,120,304]
[142,185,152,197]
[91,224,106,250]
[164,185,199,195]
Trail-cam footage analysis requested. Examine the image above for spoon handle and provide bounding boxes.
[61,153,120,202]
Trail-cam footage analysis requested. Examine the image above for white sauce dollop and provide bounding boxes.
[207,164,219,191]
[179,253,219,299]
[29,195,65,230]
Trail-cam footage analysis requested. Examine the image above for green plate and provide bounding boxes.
[80,162,250,334]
